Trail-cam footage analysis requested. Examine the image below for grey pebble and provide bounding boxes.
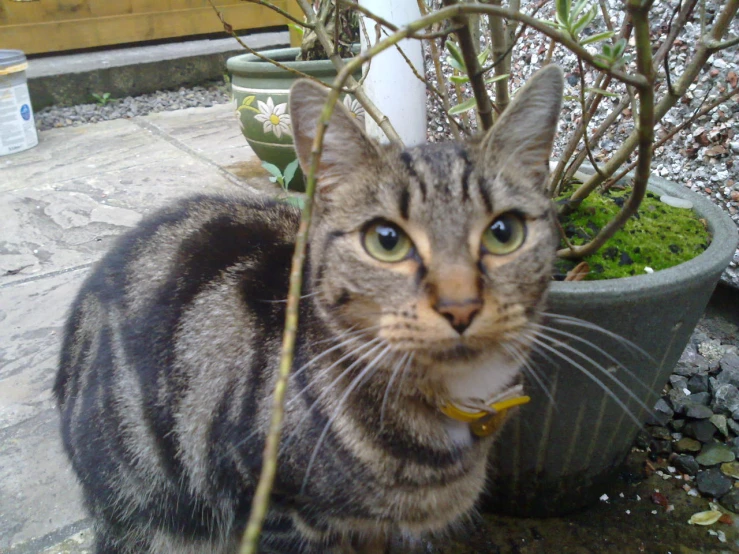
[721,352,739,373]
[667,388,692,414]
[684,419,717,443]
[684,402,713,419]
[669,375,688,391]
[670,418,686,432]
[690,391,711,406]
[710,414,730,438]
[675,437,703,453]
[687,374,709,394]
[671,454,700,475]
[717,367,739,388]
[696,468,733,497]
[720,488,739,512]
[648,426,672,441]
[712,384,739,416]
[699,339,725,364]
[649,398,674,426]
[696,443,736,466]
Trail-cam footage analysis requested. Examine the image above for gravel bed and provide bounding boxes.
[639,314,739,520]
[34,82,231,131]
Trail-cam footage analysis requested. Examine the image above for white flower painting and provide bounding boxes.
[255,97,292,138]
[343,95,366,122]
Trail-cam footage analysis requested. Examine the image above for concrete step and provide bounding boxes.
[26,30,289,109]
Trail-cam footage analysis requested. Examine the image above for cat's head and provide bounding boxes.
[289,67,563,401]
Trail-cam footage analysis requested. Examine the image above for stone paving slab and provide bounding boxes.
[0,105,266,286]
[0,104,272,553]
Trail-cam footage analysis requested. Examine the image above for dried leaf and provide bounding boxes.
[688,510,723,526]
[719,514,733,525]
[565,262,590,281]
[651,492,669,508]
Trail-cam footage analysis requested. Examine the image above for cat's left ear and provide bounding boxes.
[480,65,564,184]
[289,80,379,196]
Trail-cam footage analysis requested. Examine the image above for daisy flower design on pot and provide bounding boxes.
[255,97,292,138]
[343,95,365,122]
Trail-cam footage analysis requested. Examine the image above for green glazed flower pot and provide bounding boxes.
[227,47,364,191]
[484,174,738,516]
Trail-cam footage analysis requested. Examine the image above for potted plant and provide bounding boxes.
[212,0,739,548]
[221,1,364,190]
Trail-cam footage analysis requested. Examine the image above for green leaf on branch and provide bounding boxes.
[445,40,465,69]
[282,159,300,189]
[571,6,596,38]
[288,23,305,38]
[261,161,284,186]
[585,87,620,98]
[485,74,510,84]
[612,38,627,59]
[448,97,478,115]
[446,57,466,73]
[555,0,570,28]
[450,75,470,84]
[477,47,490,66]
[580,30,616,45]
[571,0,589,20]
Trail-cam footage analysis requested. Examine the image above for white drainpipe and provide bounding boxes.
[359,0,427,146]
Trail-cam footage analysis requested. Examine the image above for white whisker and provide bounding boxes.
[300,343,392,494]
[526,334,648,426]
[529,322,654,395]
[380,352,410,430]
[542,312,654,363]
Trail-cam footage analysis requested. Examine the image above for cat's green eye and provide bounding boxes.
[363,221,413,262]
[482,213,526,255]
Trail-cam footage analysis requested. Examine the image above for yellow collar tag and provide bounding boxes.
[439,396,530,437]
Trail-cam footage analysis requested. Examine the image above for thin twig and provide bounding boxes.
[417,0,462,140]
[488,0,511,115]
[443,0,494,130]
[705,35,739,51]
[208,0,332,86]
[240,0,315,28]
[576,57,607,181]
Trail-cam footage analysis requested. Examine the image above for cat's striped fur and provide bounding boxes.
[55,65,564,553]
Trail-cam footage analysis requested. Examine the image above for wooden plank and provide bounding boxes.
[287,0,303,47]
[0,1,292,54]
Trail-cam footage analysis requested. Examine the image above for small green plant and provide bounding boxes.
[91,92,112,106]
[261,159,304,209]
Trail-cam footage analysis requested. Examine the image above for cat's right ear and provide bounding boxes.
[480,65,564,184]
[289,80,378,197]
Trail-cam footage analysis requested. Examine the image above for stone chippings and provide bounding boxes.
[643,330,739,512]
[34,83,231,131]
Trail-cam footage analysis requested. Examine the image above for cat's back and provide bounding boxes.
[54,193,300,405]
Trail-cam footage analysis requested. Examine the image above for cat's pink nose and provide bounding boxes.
[435,299,482,334]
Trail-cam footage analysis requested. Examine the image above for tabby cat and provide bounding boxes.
[55,65,564,553]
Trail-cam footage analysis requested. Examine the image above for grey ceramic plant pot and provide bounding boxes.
[484,175,738,517]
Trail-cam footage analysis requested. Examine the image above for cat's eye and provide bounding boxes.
[482,213,526,255]
[363,220,413,262]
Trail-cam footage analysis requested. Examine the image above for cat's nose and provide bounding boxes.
[435,299,482,334]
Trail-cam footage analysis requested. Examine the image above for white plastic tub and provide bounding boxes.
[0,50,38,156]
